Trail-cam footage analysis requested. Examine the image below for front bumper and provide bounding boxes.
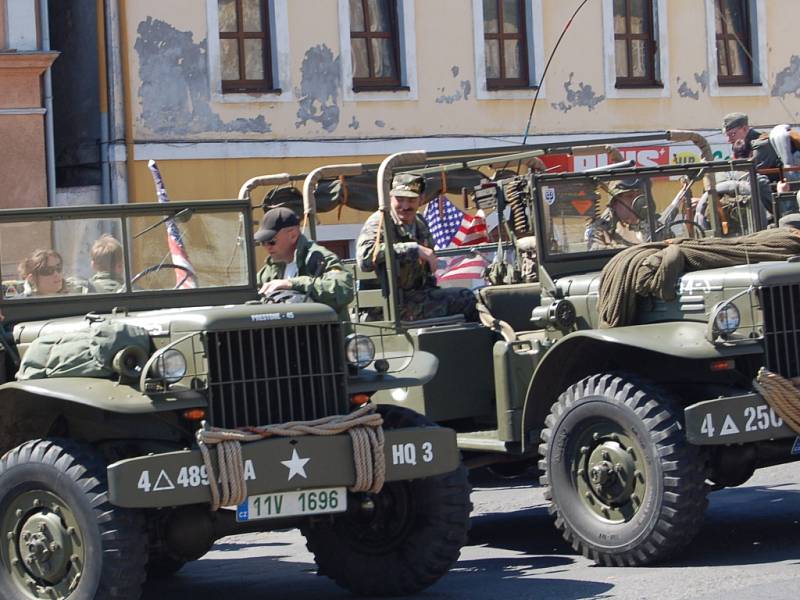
[107,426,459,508]
[685,393,796,445]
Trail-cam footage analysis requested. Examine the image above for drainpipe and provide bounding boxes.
[39,0,56,205]
[96,0,110,203]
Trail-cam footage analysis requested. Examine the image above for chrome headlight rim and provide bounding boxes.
[711,301,741,339]
[345,333,376,368]
[151,348,188,384]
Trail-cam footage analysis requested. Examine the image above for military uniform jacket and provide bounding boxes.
[356,211,436,291]
[89,271,123,293]
[257,235,354,321]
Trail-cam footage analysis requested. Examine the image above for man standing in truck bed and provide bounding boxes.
[356,173,477,322]
[255,207,354,321]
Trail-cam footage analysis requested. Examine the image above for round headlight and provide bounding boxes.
[345,334,375,368]
[713,302,740,337]
[152,349,187,384]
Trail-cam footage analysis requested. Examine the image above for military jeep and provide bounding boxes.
[0,199,471,600]
[307,148,800,568]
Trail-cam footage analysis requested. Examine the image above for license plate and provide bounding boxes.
[236,487,347,522]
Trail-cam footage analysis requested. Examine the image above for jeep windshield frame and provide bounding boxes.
[0,200,258,323]
[532,159,765,278]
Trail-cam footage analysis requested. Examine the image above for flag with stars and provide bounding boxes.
[423,195,465,250]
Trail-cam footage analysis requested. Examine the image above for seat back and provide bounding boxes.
[478,283,542,332]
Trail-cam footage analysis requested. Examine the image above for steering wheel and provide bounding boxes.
[661,219,706,239]
[129,263,195,290]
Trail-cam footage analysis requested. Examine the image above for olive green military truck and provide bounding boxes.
[297,146,800,568]
[0,199,470,600]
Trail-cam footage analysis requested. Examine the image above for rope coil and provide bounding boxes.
[753,367,800,433]
[196,404,385,510]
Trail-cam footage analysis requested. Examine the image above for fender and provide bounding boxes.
[519,321,763,453]
[0,378,205,414]
[348,350,439,393]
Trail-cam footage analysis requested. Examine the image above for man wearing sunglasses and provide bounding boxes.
[254,207,354,321]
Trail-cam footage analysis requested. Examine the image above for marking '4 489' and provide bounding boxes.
[137,460,257,493]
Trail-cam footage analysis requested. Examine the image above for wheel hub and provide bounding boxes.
[574,427,647,523]
[3,490,84,599]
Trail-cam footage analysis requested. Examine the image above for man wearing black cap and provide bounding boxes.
[255,207,354,321]
[356,173,478,322]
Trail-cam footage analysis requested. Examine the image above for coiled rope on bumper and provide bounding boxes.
[196,404,385,511]
[753,367,800,434]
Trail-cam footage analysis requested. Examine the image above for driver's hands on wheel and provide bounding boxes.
[259,278,292,296]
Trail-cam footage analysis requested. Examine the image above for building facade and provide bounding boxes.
[0,0,57,209]
[45,1,800,253]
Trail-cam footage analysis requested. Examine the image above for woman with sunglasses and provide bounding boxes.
[18,249,66,296]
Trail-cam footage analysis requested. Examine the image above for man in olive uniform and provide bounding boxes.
[255,207,354,321]
[356,173,478,322]
[89,234,124,293]
[586,180,653,249]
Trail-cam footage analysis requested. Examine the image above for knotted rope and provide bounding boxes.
[196,404,385,510]
[753,368,800,433]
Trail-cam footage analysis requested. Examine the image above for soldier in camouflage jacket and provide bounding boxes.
[356,174,477,322]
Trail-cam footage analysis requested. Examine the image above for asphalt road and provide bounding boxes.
[142,462,800,600]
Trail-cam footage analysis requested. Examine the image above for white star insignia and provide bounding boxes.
[280,448,310,481]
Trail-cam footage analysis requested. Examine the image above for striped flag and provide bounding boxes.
[147,160,197,289]
[436,253,489,284]
[424,195,490,249]
[453,210,489,246]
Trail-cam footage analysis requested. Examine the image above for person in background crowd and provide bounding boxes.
[18,249,65,296]
[356,173,478,322]
[89,234,124,293]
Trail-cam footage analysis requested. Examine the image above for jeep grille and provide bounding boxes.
[760,284,800,379]
[205,324,348,428]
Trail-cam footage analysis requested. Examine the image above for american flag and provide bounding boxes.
[148,160,197,289]
[424,195,490,249]
[436,253,489,284]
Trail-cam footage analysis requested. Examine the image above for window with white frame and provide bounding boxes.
[207,0,291,102]
[704,0,766,96]
[338,0,417,101]
[472,0,543,99]
[602,0,667,98]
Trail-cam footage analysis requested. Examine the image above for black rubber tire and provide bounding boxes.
[301,406,471,596]
[0,439,147,600]
[539,374,708,566]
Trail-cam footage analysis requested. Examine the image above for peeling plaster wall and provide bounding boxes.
[121,1,800,144]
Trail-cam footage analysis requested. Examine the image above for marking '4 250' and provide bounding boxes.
[700,405,784,438]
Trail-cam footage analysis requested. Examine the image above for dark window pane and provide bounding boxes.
[220,39,240,80]
[367,0,392,32]
[717,39,729,76]
[242,0,263,32]
[350,0,365,32]
[503,39,522,78]
[613,0,626,32]
[631,40,647,77]
[630,0,647,33]
[485,39,500,78]
[615,39,627,77]
[503,0,521,34]
[483,0,499,34]
[720,0,747,34]
[351,38,369,78]
[371,38,397,78]
[218,0,237,33]
[244,39,265,79]
[728,39,748,76]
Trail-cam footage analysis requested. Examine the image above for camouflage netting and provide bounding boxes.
[598,228,800,328]
[260,168,489,215]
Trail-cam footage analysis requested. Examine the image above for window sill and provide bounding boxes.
[352,85,411,93]
[486,84,538,92]
[614,81,663,90]
[222,87,283,95]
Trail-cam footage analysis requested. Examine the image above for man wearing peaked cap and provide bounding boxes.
[356,173,478,322]
[722,112,761,148]
[255,206,354,321]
